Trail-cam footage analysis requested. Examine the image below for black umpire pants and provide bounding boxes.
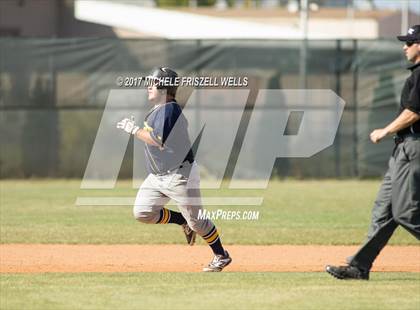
[348,136,420,272]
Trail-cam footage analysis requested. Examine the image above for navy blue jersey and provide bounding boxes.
[143,101,195,175]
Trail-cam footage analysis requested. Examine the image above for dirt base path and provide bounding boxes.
[1,244,419,273]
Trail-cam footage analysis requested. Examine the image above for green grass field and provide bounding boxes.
[1,180,419,310]
[1,273,419,310]
[0,179,416,245]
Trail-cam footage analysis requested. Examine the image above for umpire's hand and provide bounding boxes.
[370,128,387,144]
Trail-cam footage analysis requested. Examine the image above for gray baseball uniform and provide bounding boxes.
[118,66,231,271]
[133,160,213,236]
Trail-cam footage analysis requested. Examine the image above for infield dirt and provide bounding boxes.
[0,245,418,273]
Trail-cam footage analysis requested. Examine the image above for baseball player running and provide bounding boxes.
[116,67,232,272]
[326,25,420,280]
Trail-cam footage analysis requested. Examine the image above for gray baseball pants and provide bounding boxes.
[133,162,214,236]
[348,137,420,271]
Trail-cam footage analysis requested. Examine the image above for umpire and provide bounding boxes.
[326,25,420,280]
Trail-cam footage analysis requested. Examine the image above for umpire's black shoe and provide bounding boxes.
[326,265,369,280]
[182,223,196,246]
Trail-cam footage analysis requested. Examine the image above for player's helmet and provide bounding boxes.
[147,67,178,97]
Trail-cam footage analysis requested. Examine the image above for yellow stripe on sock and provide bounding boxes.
[159,208,169,224]
[203,227,216,239]
[206,232,219,244]
[208,235,220,245]
[164,208,170,224]
[164,208,171,224]
[204,229,219,243]
[157,209,164,223]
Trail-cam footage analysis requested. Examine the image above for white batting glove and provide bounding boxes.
[116,116,140,135]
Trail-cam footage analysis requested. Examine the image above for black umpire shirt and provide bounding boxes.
[397,62,420,136]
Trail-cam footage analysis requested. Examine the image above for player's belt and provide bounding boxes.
[394,133,420,145]
[154,159,194,176]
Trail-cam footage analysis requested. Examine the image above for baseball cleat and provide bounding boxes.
[203,250,232,272]
[326,265,369,280]
[182,223,196,246]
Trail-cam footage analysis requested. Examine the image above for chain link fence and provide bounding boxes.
[0,38,408,178]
